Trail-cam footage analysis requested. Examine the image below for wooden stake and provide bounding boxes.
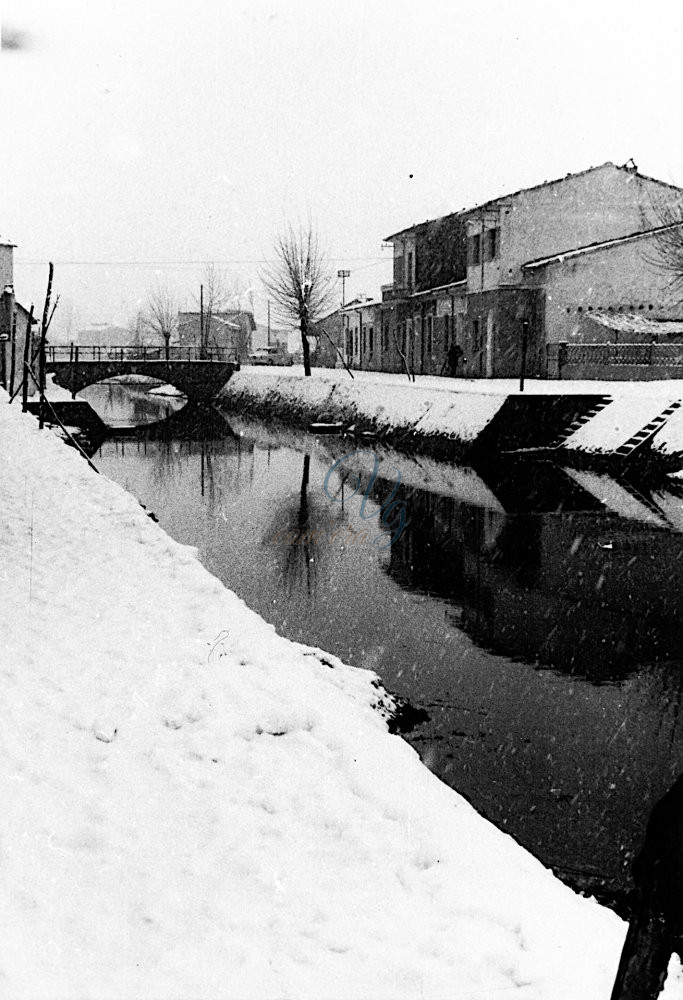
[320,326,354,379]
[9,311,17,397]
[392,329,415,382]
[38,264,54,428]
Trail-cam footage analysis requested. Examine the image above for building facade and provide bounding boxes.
[337,162,683,379]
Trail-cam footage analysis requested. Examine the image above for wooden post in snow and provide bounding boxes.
[21,305,34,413]
[38,263,54,429]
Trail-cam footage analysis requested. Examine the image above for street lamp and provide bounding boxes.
[337,269,350,308]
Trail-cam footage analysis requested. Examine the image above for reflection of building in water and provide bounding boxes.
[372,473,683,911]
[385,490,465,600]
[459,508,683,677]
[371,471,683,678]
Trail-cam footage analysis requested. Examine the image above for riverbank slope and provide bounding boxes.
[220,367,683,465]
[2,390,681,999]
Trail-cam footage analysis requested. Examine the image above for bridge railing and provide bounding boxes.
[46,345,238,363]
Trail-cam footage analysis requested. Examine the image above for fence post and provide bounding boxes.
[557,341,568,380]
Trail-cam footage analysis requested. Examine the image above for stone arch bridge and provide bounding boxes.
[45,346,239,403]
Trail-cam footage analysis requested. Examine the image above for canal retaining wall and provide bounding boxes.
[219,369,683,470]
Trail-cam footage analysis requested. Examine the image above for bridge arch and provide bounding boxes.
[46,358,238,404]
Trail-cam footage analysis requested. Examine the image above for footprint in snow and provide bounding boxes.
[93,720,117,743]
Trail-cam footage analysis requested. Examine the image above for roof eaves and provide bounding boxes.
[411,279,467,297]
[522,221,683,270]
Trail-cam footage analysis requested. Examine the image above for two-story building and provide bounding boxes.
[345,161,683,378]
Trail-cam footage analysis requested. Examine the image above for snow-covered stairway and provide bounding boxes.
[562,395,683,455]
[548,397,612,448]
[613,400,683,458]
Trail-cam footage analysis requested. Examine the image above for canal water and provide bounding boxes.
[82,381,683,915]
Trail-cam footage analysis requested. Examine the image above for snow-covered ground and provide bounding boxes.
[259,364,683,397]
[3,389,683,999]
[44,373,76,402]
[148,383,186,397]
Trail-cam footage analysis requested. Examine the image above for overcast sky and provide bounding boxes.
[2,0,683,334]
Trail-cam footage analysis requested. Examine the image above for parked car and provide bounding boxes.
[249,347,277,365]
[248,346,292,366]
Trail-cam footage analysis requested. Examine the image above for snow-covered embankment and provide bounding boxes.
[220,367,505,456]
[3,391,680,999]
[221,368,683,466]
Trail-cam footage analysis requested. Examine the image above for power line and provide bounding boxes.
[14,255,392,267]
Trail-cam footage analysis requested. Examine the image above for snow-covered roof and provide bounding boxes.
[341,298,381,313]
[211,315,240,330]
[16,300,38,322]
[522,222,683,270]
[586,312,683,337]
[384,161,683,243]
[0,236,17,247]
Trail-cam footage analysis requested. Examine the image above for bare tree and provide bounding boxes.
[262,223,334,376]
[143,284,177,359]
[127,308,147,350]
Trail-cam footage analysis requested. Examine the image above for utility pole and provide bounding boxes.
[337,271,351,371]
[267,300,271,346]
[199,283,204,358]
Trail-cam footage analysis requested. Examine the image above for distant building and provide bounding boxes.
[76,323,132,347]
[178,310,255,359]
[340,297,382,370]
[251,324,292,352]
[353,161,683,379]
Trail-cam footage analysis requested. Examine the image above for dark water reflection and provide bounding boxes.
[89,384,683,915]
[78,379,186,427]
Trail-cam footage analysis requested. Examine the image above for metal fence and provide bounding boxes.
[548,341,683,378]
[566,343,683,366]
[46,345,237,363]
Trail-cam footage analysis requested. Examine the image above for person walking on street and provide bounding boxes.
[441,342,463,378]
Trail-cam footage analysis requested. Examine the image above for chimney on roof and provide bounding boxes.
[622,158,638,172]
